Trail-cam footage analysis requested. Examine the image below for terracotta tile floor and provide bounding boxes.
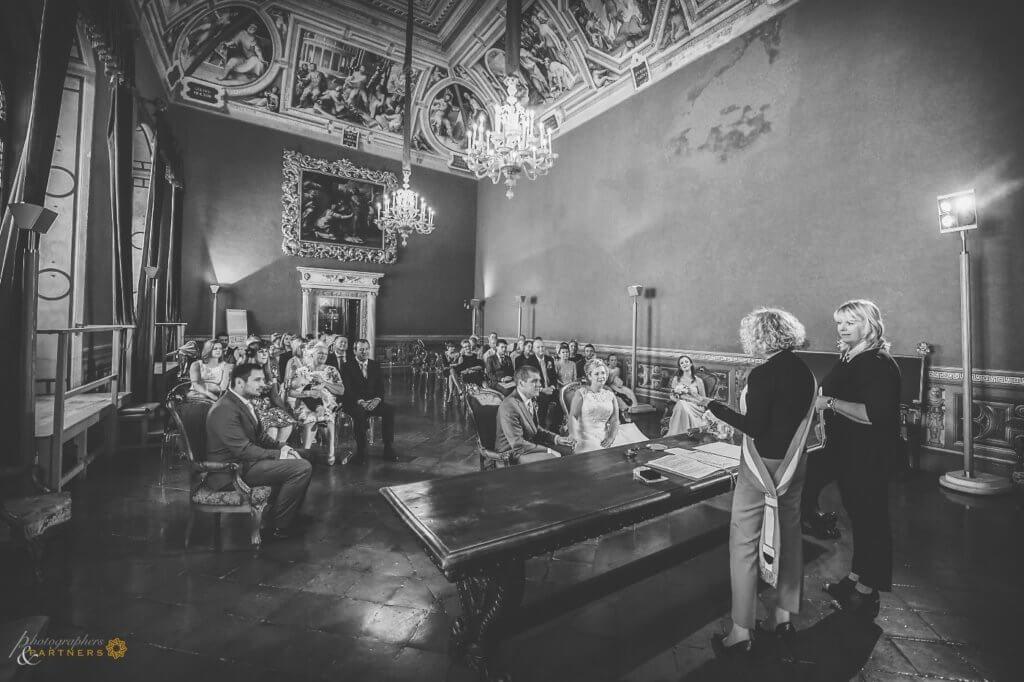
[2,373,1020,681]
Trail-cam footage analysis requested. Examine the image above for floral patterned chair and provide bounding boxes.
[0,464,71,582]
[168,400,271,549]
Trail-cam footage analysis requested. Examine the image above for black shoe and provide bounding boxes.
[347,450,367,465]
[756,621,798,661]
[267,527,297,541]
[382,445,398,461]
[836,589,880,619]
[711,633,752,659]
[824,576,857,602]
[802,512,841,539]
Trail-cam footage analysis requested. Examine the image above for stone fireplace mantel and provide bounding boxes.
[297,267,384,356]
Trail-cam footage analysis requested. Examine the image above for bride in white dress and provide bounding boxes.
[570,359,648,453]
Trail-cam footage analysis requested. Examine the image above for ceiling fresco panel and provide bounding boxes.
[129,0,800,176]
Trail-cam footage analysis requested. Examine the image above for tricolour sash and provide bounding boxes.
[738,380,818,587]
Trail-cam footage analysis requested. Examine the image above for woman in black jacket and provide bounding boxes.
[816,299,901,619]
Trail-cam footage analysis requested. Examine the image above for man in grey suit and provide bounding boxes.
[495,366,576,463]
[206,363,313,540]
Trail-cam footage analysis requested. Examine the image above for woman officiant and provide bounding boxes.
[683,308,815,658]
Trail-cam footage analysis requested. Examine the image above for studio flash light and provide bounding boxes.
[937,189,977,233]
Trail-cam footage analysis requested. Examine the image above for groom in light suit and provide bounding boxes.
[495,366,575,464]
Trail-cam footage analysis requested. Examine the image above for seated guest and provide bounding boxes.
[469,335,482,358]
[326,335,352,370]
[484,339,516,395]
[206,363,312,541]
[510,335,527,364]
[253,344,296,444]
[495,366,576,463]
[288,343,345,465]
[568,340,583,368]
[577,343,596,379]
[482,332,500,360]
[276,335,299,381]
[666,355,707,435]
[533,338,562,429]
[343,339,396,462]
[513,339,535,370]
[606,353,639,413]
[554,344,578,387]
[283,338,306,387]
[441,341,460,368]
[189,339,230,401]
[231,345,248,366]
[451,339,486,386]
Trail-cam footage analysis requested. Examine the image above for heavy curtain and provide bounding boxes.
[0,0,78,465]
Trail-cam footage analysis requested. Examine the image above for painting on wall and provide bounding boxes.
[174,6,275,86]
[422,81,490,154]
[478,4,582,106]
[281,149,398,264]
[289,29,414,133]
[568,0,656,56]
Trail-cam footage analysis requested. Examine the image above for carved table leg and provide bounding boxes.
[450,562,525,681]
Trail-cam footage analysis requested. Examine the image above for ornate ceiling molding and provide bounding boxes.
[130,0,799,176]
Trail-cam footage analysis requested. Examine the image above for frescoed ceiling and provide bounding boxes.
[131,0,797,175]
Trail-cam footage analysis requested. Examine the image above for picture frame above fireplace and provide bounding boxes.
[280,148,399,264]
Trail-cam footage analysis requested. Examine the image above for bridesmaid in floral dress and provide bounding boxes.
[288,343,345,464]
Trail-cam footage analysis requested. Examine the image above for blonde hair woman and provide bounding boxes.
[812,300,901,619]
[682,307,815,658]
[288,342,345,464]
[569,359,647,453]
[188,339,230,401]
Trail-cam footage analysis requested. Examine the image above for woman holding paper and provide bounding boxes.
[682,308,815,659]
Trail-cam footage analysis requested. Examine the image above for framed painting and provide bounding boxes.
[281,149,398,263]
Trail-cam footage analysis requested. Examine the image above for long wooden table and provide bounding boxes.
[380,434,738,680]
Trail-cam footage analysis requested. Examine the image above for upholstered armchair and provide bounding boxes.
[0,464,71,582]
[168,400,271,549]
[464,384,514,470]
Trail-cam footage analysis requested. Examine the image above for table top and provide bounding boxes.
[380,434,736,577]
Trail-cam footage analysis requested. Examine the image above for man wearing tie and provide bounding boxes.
[484,338,516,395]
[342,339,396,463]
[205,363,312,540]
[516,337,561,430]
[495,366,575,463]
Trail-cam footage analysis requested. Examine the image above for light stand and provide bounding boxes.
[11,202,59,467]
[209,283,221,337]
[144,266,160,401]
[515,295,526,337]
[936,190,1011,495]
[627,285,643,391]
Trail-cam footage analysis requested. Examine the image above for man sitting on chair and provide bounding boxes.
[342,339,396,463]
[484,338,516,395]
[495,366,576,463]
[206,363,313,540]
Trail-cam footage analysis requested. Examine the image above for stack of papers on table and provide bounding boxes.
[646,453,720,480]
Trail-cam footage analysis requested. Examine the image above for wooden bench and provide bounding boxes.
[380,434,736,680]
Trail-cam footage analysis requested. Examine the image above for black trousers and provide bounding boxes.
[347,400,395,450]
[241,458,312,529]
[804,447,893,591]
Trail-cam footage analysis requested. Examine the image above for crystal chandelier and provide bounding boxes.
[377,0,435,245]
[466,0,556,199]
[468,77,556,199]
[378,168,434,246]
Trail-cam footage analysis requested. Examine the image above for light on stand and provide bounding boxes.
[936,189,1011,495]
[515,295,526,338]
[626,285,643,392]
[209,283,222,337]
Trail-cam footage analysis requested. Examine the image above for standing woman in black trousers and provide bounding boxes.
[816,299,901,619]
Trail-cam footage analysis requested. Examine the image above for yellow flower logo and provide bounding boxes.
[105,638,127,660]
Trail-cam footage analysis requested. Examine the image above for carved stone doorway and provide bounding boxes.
[296,267,383,357]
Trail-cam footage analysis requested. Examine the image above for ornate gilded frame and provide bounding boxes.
[280,148,398,264]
